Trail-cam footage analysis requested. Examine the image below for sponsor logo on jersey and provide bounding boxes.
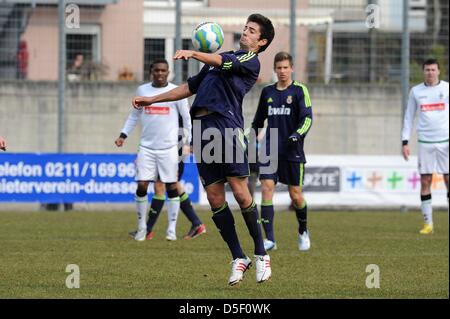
[420,103,445,112]
[287,95,293,104]
[268,105,291,116]
[144,106,170,115]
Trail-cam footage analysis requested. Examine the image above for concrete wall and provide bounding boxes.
[0,81,417,156]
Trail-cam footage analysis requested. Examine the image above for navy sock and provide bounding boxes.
[241,201,266,256]
[146,195,165,232]
[211,203,245,260]
[180,192,201,226]
[261,201,275,242]
[294,201,308,234]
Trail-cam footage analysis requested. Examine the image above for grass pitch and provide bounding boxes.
[0,209,448,299]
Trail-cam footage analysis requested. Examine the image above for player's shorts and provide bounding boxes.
[418,141,449,174]
[259,160,305,186]
[135,144,179,183]
[193,112,249,188]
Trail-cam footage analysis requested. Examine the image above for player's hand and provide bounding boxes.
[287,134,300,145]
[173,50,194,61]
[132,96,151,109]
[0,137,6,151]
[182,145,191,156]
[115,137,125,147]
[402,145,410,161]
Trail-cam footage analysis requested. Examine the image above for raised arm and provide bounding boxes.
[132,83,193,109]
[173,50,223,68]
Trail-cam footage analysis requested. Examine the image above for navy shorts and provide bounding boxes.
[259,160,305,186]
[193,113,250,187]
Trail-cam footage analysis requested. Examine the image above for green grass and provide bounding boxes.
[0,209,448,298]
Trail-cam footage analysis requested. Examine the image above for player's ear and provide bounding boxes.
[258,38,268,48]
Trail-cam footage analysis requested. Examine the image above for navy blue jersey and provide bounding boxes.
[187,50,260,129]
[252,81,313,162]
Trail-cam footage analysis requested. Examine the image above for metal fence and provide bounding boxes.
[0,0,448,155]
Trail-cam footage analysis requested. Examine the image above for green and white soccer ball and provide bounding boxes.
[192,22,224,53]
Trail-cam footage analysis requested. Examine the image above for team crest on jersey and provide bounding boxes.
[439,92,444,99]
[286,95,293,104]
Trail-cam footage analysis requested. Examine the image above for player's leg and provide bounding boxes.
[260,178,277,250]
[206,181,251,285]
[157,145,181,241]
[131,146,157,241]
[165,182,180,241]
[145,181,166,239]
[418,142,435,234]
[227,176,271,283]
[176,162,206,239]
[280,161,310,250]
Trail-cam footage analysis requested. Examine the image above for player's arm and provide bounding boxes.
[250,89,268,142]
[173,50,222,67]
[401,89,417,161]
[289,85,313,143]
[115,106,141,147]
[133,83,193,109]
[177,99,192,146]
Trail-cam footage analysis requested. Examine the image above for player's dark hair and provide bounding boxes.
[247,13,275,53]
[422,58,439,70]
[274,51,293,68]
[150,59,169,70]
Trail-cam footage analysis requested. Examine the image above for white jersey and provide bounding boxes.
[121,82,192,150]
[402,80,449,143]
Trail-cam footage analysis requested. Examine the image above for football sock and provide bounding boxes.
[180,192,201,227]
[134,193,148,231]
[146,195,166,232]
[241,201,266,256]
[166,188,180,235]
[211,202,245,260]
[260,200,275,242]
[421,194,433,226]
[294,201,308,235]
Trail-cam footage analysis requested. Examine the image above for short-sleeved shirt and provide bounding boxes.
[187,50,260,129]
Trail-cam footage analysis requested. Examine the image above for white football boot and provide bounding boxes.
[298,231,311,251]
[165,230,177,241]
[134,228,147,242]
[228,256,252,286]
[255,254,271,283]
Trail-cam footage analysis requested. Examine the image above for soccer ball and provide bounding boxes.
[191,22,224,53]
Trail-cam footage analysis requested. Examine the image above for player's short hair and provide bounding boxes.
[150,59,169,71]
[247,13,275,53]
[422,58,440,70]
[274,51,293,68]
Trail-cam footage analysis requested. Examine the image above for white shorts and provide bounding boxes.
[135,145,179,183]
[418,142,449,175]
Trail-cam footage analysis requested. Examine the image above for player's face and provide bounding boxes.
[274,60,293,83]
[151,63,169,87]
[240,21,267,52]
[423,64,440,85]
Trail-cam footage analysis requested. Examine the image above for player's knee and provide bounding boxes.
[166,183,179,198]
[207,194,225,208]
[136,184,148,197]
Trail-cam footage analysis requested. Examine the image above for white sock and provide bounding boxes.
[135,194,148,231]
[421,199,433,226]
[166,196,180,235]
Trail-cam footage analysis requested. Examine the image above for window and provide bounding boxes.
[66,25,101,81]
[144,38,166,81]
